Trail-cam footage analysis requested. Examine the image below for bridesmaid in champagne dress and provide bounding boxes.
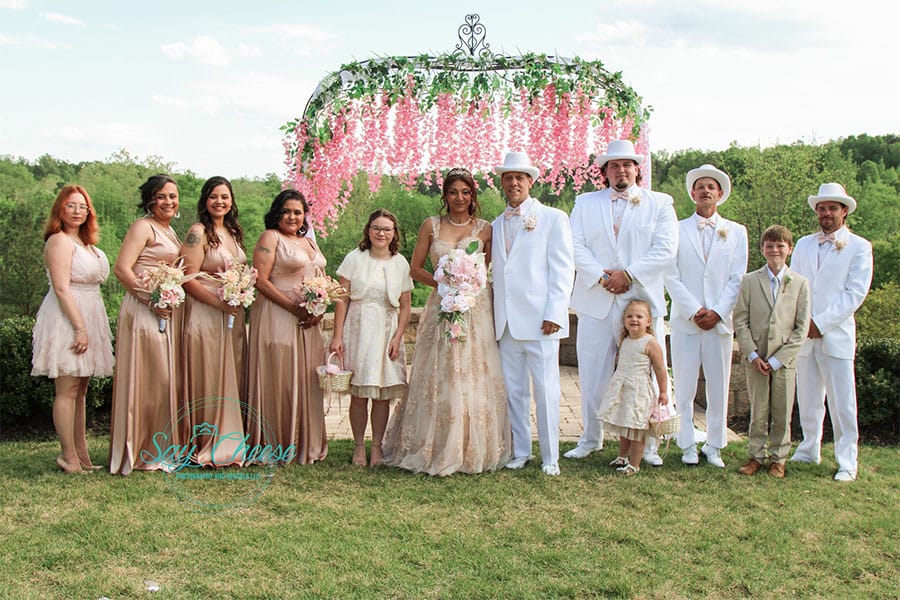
[32,185,114,473]
[383,168,511,476]
[180,176,247,467]
[109,175,185,475]
[246,190,328,465]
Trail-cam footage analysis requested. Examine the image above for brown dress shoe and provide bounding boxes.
[738,459,762,476]
[768,462,786,478]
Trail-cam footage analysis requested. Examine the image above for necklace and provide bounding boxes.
[446,215,473,227]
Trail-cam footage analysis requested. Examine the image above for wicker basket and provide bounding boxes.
[651,413,681,437]
[316,352,352,393]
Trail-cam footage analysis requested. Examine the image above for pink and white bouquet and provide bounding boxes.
[215,261,258,329]
[434,240,487,342]
[293,274,347,322]
[137,258,197,332]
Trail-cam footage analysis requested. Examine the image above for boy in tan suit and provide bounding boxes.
[734,225,811,478]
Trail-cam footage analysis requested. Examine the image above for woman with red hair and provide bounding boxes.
[32,185,114,473]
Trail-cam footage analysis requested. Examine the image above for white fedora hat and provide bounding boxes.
[494,151,540,179]
[596,139,644,169]
[686,164,731,205]
[808,182,857,214]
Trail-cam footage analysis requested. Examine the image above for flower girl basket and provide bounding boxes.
[648,389,680,457]
[316,352,352,414]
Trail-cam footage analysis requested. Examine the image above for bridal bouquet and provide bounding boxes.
[214,262,258,329]
[293,274,347,321]
[137,258,197,332]
[434,240,487,343]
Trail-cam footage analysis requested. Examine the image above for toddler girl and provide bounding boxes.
[601,299,669,476]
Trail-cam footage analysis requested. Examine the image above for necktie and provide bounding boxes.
[818,232,836,245]
[611,190,630,202]
[698,219,715,229]
[771,276,780,302]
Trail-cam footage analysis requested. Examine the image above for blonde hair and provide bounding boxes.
[619,299,654,344]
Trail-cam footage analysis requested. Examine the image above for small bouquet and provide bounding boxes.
[214,261,258,329]
[434,240,487,343]
[137,258,197,332]
[293,274,347,322]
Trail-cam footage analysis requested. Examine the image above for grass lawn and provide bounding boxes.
[1,437,898,599]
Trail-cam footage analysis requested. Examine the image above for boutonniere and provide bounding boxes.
[784,275,792,286]
[835,239,846,252]
[523,214,537,231]
[629,194,641,206]
[716,228,728,241]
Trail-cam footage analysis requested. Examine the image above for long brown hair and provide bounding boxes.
[358,208,401,255]
[43,185,99,245]
[440,167,481,217]
[197,176,244,249]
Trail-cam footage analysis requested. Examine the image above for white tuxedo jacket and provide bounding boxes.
[665,215,748,335]
[492,199,575,341]
[569,186,678,319]
[790,228,873,360]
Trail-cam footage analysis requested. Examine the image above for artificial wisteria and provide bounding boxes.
[282,53,651,235]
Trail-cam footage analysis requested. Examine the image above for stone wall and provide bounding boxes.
[323,308,751,417]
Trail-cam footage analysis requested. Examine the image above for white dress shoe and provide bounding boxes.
[643,451,663,467]
[701,444,725,468]
[681,445,699,465]
[542,463,561,476]
[563,445,595,459]
[834,470,856,482]
[505,456,530,470]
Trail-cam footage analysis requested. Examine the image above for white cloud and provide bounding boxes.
[0,0,28,9]
[236,43,263,59]
[41,12,86,26]
[38,125,85,142]
[161,35,231,66]
[0,33,63,49]
[151,72,315,121]
[243,23,340,56]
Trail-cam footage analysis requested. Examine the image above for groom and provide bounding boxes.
[492,151,575,476]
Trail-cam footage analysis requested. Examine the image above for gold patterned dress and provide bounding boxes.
[109,220,184,476]
[383,217,511,476]
[183,242,247,467]
[601,334,656,442]
[246,233,328,464]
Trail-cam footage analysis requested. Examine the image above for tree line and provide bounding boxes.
[2,135,898,338]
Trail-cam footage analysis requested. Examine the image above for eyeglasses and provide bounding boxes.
[65,203,89,212]
[370,226,394,233]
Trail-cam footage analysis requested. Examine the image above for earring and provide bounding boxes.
[174,211,181,219]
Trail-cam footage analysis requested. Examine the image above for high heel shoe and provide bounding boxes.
[352,443,367,466]
[56,455,86,474]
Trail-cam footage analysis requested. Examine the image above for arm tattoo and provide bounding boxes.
[259,246,272,254]
[185,231,201,248]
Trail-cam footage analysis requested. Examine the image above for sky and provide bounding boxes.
[2,0,898,179]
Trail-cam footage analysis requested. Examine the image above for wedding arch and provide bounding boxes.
[281,14,651,233]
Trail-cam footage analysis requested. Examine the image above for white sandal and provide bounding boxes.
[616,463,640,476]
[609,456,629,468]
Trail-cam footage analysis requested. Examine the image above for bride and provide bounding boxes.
[382,168,511,476]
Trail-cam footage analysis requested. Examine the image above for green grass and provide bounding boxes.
[1,438,898,599]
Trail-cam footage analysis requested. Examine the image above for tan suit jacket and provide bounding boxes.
[734,266,810,368]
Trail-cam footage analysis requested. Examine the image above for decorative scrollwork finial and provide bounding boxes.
[453,14,493,59]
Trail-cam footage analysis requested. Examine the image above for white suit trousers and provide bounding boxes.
[499,329,561,466]
[671,330,732,450]
[795,340,859,473]
[574,308,666,450]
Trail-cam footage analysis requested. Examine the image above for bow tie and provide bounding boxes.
[504,206,522,220]
[698,218,715,230]
[611,191,631,202]
[818,232,836,245]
